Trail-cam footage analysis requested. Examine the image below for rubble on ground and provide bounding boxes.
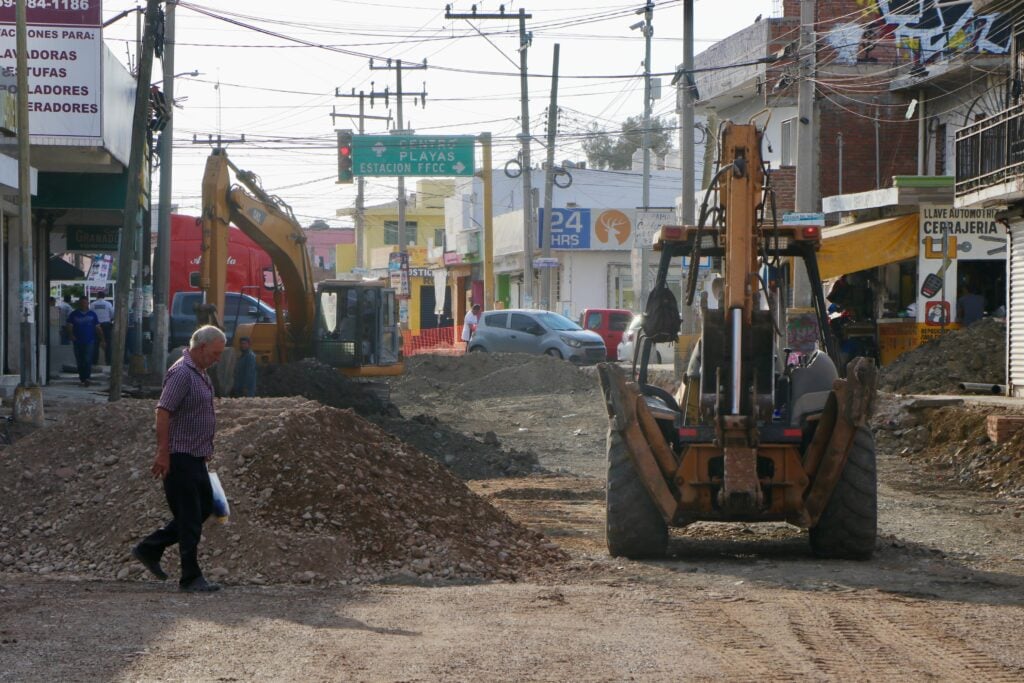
[879,318,1005,395]
[395,352,599,400]
[257,358,398,417]
[0,397,565,586]
[873,395,1024,498]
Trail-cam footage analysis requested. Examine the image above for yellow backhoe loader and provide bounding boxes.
[200,148,403,378]
[598,121,877,559]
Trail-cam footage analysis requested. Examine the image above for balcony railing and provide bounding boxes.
[955,101,1024,200]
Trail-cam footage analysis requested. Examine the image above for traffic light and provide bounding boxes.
[337,129,354,184]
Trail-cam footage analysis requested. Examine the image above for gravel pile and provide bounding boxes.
[396,352,599,399]
[257,358,398,417]
[873,398,1024,498]
[879,318,1005,394]
[0,397,565,586]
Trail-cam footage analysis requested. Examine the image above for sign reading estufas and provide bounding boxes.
[0,4,102,139]
[352,135,475,177]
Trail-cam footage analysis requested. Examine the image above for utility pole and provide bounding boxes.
[111,0,161,401]
[680,0,695,225]
[540,45,560,312]
[368,59,427,256]
[153,0,174,379]
[332,91,392,270]
[795,0,816,213]
[793,0,816,307]
[446,6,535,307]
[13,0,41,424]
[637,0,655,309]
[479,132,494,310]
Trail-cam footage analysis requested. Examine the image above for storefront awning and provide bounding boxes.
[817,213,918,280]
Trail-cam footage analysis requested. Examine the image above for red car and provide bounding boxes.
[579,308,633,361]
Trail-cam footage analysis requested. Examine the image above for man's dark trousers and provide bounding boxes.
[72,340,94,383]
[136,453,213,585]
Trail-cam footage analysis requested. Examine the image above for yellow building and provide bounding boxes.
[336,179,454,334]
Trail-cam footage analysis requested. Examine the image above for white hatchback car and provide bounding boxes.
[616,315,675,364]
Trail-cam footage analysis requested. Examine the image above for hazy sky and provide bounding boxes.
[98,0,774,225]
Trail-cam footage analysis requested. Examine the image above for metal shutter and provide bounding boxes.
[1008,221,1024,396]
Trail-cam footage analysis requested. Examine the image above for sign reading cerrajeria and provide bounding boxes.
[352,135,475,177]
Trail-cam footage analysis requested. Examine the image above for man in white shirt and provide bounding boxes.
[90,291,115,365]
[462,303,481,352]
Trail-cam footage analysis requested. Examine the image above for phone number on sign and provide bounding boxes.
[0,0,90,8]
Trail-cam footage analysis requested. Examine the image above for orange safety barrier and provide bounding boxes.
[403,325,464,357]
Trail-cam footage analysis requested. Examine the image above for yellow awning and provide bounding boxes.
[817,213,918,280]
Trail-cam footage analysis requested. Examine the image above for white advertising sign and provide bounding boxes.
[916,204,1005,328]
[0,4,103,139]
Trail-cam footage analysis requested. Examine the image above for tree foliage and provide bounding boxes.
[582,115,676,170]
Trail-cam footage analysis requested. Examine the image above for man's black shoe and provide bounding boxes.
[180,577,221,593]
[131,545,168,581]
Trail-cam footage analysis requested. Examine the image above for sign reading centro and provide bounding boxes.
[353,135,475,177]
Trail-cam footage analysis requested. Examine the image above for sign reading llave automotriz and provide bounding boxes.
[352,135,475,177]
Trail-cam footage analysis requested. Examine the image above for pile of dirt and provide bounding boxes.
[873,397,1024,498]
[368,413,540,479]
[396,352,599,400]
[0,397,565,586]
[257,358,397,417]
[879,318,1005,394]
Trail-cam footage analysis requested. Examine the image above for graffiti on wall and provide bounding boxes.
[826,0,1011,66]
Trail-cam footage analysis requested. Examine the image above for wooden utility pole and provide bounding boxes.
[540,45,560,312]
[110,0,161,401]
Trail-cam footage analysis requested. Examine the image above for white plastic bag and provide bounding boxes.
[209,471,230,523]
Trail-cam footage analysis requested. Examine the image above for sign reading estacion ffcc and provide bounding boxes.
[352,134,475,177]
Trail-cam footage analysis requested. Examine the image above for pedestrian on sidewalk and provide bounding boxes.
[56,294,73,345]
[89,291,114,365]
[65,297,103,387]
[132,325,227,593]
[462,303,481,352]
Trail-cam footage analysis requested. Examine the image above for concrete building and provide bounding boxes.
[0,7,137,385]
[954,0,1023,395]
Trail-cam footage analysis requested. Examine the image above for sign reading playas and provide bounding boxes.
[537,208,634,251]
[352,135,474,177]
[0,3,101,139]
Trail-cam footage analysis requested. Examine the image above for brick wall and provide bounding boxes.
[769,166,796,214]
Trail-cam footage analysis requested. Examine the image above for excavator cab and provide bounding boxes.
[313,280,404,377]
[598,122,877,560]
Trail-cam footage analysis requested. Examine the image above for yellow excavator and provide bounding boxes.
[200,148,404,378]
[598,121,877,559]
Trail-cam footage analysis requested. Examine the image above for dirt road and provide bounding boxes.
[2,358,1024,681]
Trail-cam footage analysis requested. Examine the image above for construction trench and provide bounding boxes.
[1,340,1024,680]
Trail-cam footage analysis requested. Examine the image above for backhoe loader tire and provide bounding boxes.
[809,426,877,560]
[606,428,668,559]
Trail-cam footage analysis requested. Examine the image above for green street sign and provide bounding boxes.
[352,135,475,177]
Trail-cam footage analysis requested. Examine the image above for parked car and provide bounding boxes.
[169,291,276,349]
[469,309,606,364]
[617,314,675,364]
[578,308,633,361]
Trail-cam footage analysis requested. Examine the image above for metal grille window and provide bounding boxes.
[384,221,418,246]
[781,117,795,166]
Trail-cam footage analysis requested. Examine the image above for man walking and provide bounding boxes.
[90,291,114,365]
[65,296,103,387]
[132,325,227,592]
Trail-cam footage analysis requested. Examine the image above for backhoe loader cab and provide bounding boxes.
[313,280,403,377]
[599,122,877,560]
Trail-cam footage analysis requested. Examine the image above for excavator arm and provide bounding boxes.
[200,149,317,354]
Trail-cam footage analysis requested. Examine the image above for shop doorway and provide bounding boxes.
[957,260,1006,318]
[418,284,452,329]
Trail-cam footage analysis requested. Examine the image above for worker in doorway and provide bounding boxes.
[462,303,481,352]
[957,286,986,326]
